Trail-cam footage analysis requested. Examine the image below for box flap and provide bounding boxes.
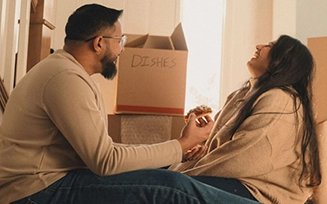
[125,34,149,48]
[171,23,188,51]
[143,36,174,50]
[124,23,187,51]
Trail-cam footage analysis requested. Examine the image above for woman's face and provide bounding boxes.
[247,42,274,78]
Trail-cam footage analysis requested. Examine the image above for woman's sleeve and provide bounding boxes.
[180,89,301,178]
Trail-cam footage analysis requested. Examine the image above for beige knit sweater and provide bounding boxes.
[169,86,312,204]
[0,50,182,204]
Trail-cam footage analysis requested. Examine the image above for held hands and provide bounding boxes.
[177,113,213,155]
[182,145,208,162]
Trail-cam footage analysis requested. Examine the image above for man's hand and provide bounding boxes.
[182,145,208,162]
[177,113,213,153]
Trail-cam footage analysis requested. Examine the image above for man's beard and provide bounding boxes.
[101,55,118,80]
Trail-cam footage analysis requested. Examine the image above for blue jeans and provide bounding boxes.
[12,169,261,204]
[192,176,257,201]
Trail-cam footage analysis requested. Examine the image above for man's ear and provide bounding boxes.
[93,36,102,54]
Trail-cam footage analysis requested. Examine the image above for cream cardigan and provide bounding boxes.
[169,86,311,204]
[0,50,182,204]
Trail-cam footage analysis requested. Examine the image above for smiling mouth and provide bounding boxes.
[252,52,259,59]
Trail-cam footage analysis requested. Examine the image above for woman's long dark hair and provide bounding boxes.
[229,35,321,187]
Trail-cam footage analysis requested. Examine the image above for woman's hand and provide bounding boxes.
[182,145,208,162]
[177,113,213,153]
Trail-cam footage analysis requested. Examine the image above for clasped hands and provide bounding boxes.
[177,113,213,163]
[182,144,208,162]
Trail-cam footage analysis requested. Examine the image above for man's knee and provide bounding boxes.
[145,169,197,187]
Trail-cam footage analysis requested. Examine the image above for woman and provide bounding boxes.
[169,35,321,204]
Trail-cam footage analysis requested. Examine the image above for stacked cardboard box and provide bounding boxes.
[108,114,185,144]
[114,23,188,116]
[108,23,188,144]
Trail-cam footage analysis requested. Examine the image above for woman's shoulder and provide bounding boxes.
[259,88,294,100]
[254,88,298,112]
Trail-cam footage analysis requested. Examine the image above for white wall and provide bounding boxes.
[296,0,327,45]
[220,0,327,109]
[272,0,327,45]
[272,0,296,39]
[219,0,272,107]
[51,0,181,51]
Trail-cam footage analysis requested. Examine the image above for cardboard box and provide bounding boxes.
[114,23,188,116]
[307,37,327,124]
[315,121,327,203]
[307,37,327,204]
[107,114,185,144]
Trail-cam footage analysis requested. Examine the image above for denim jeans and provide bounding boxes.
[192,176,257,201]
[12,169,261,204]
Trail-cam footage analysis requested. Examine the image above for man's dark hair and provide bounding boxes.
[65,4,123,41]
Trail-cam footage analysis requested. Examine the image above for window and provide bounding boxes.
[181,0,225,115]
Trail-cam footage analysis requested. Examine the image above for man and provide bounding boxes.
[0,4,260,203]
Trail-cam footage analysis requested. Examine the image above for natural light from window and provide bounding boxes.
[181,0,225,116]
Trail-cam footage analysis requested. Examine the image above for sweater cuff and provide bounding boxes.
[170,139,183,163]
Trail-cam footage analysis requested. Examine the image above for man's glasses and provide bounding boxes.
[85,35,127,47]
